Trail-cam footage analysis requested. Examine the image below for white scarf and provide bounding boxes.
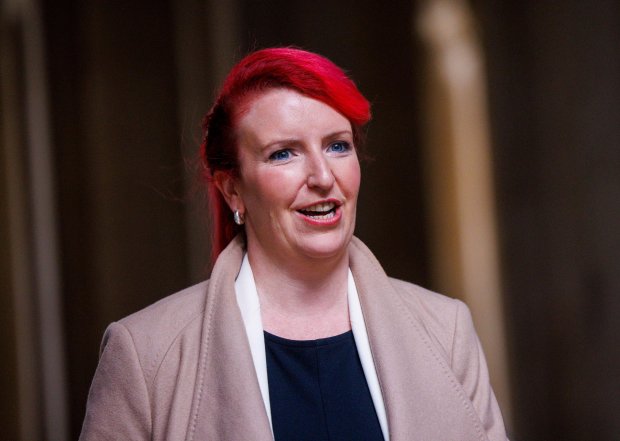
[234,254,389,440]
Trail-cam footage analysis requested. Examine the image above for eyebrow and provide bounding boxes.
[323,130,354,142]
[259,130,354,152]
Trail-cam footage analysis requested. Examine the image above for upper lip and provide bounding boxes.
[296,199,342,212]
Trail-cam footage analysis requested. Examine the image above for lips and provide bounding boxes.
[297,201,339,220]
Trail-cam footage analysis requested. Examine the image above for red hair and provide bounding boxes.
[201,47,371,262]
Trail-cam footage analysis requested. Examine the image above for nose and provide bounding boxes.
[306,152,335,190]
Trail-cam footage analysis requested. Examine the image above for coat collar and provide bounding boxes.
[234,249,390,440]
[187,236,487,441]
[349,237,488,441]
[187,236,272,441]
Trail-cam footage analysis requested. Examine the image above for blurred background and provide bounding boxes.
[1,0,619,440]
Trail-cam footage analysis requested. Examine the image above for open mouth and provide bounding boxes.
[297,202,338,220]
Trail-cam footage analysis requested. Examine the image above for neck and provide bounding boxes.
[246,243,351,340]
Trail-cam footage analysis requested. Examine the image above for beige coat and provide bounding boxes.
[80,236,508,441]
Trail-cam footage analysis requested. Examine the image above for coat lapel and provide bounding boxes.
[349,238,488,441]
[187,236,487,440]
[187,237,272,441]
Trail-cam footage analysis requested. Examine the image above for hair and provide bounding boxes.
[200,47,371,262]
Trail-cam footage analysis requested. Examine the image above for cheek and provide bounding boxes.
[244,168,300,208]
[341,160,361,195]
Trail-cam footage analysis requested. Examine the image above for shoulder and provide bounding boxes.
[389,277,461,315]
[388,277,464,331]
[119,280,209,333]
[349,237,507,439]
[101,280,209,385]
[390,278,508,439]
[349,236,475,357]
[388,277,471,363]
[82,282,211,439]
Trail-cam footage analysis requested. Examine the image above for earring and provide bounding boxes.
[233,210,244,225]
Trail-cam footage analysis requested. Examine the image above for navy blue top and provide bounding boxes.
[264,330,384,441]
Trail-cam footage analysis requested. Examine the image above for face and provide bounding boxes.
[222,88,361,265]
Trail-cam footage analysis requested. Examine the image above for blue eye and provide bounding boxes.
[328,141,351,153]
[269,149,292,161]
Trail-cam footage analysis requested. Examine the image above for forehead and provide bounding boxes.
[235,88,352,145]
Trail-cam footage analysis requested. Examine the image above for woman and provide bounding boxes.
[80,48,508,441]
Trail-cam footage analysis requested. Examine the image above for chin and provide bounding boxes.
[294,231,352,260]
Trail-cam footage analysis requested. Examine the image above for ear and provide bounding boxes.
[213,170,244,213]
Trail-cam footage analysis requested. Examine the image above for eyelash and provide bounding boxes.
[267,141,352,162]
[268,149,292,162]
[328,141,351,153]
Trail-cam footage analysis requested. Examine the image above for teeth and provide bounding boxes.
[303,202,335,213]
[313,211,336,219]
[298,202,338,220]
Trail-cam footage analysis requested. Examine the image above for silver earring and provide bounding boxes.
[233,210,244,225]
